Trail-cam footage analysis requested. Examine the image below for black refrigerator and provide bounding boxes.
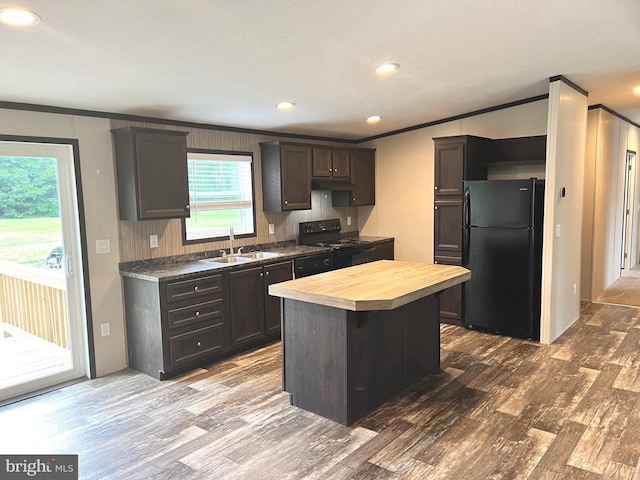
[462,178,544,340]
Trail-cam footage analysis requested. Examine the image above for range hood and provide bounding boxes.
[311,178,355,191]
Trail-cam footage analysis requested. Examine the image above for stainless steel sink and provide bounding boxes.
[240,251,283,259]
[209,256,254,264]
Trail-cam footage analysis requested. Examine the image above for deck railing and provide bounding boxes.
[0,260,68,349]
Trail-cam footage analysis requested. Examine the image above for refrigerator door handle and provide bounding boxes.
[463,187,470,265]
[463,187,470,227]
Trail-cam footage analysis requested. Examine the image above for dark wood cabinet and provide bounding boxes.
[433,136,489,325]
[264,261,294,334]
[434,199,463,255]
[312,148,351,179]
[261,142,312,211]
[370,239,395,261]
[111,127,190,220]
[230,266,266,346]
[123,273,230,380]
[230,260,293,346]
[434,255,463,323]
[333,149,376,206]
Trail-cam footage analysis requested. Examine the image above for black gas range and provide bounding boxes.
[298,219,377,270]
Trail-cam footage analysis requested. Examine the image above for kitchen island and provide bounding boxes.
[269,260,470,425]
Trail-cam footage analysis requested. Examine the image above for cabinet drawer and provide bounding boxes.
[169,323,226,367]
[434,255,462,266]
[165,274,223,303]
[167,297,224,330]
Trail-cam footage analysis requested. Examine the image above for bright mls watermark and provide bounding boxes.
[0,455,77,479]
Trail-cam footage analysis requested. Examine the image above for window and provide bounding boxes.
[183,150,255,243]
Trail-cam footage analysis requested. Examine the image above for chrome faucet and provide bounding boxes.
[229,226,235,255]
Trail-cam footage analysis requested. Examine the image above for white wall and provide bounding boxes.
[358,100,549,262]
[0,109,127,376]
[540,80,587,344]
[583,109,640,299]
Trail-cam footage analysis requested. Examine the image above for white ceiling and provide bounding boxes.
[1,0,639,140]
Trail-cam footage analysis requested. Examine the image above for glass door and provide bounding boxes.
[0,141,87,402]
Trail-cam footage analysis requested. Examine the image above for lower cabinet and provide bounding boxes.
[434,255,463,325]
[370,239,395,261]
[123,273,231,380]
[230,261,293,346]
[123,259,293,380]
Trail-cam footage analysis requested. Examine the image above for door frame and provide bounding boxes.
[0,134,96,381]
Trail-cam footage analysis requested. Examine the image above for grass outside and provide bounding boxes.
[0,217,62,265]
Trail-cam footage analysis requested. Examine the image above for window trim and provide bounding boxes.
[181,148,257,245]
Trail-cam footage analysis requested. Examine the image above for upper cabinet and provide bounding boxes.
[332,149,376,207]
[261,142,312,212]
[312,148,351,179]
[434,136,490,196]
[111,127,190,221]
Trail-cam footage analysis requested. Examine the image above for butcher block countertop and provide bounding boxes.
[269,260,470,311]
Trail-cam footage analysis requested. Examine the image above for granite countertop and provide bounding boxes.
[119,235,395,283]
[120,245,331,282]
[269,261,470,311]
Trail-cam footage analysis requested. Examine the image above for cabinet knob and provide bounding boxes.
[435,186,438,190]
[260,272,264,277]
[434,260,438,264]
[284,200,288,205]
[435,206,438,210]
[194,286,199,292]
[352,198,356,202]
[197,341,201,347]
[186,204,190,209]
[195,311,200,317]
[329,168,333,172]
[266,271,270,276]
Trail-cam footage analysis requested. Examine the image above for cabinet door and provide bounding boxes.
[331,150,351,179]
[369,240,394,261]
[281,144,312,210]
[434,199,463,254]
[312,148,333,177]
[264,261,293,335]
[134,131,190,219]
[434,141,464,196]
[230,266,266,346]
[434,255,463,325]
[350,150,375,206]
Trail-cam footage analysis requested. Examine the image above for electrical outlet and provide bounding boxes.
[96,239,110,254]
[268,224,275,235]
[573,283,577,296]
[347,216,352,226]
[100,322,110,337]
[555,224,561,238]
[150,234,159,248]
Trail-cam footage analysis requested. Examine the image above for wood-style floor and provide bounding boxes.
[1,302,640,479]
[598,275,640,308]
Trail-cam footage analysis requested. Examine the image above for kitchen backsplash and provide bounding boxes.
[118,191,358,262]
[111,119,359,263]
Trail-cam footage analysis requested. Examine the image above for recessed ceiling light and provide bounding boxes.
[366,115,381,124]
[0,7,40,26]
[634,86,640,94]
[374,63,400,74]
[276,102,295,110]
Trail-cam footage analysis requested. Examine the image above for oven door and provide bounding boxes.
[293,252,333,278]
[333,246,376,269]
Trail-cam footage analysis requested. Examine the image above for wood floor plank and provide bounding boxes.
[2,302,640,479]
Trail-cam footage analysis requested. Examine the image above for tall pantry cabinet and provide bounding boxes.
[433,136,489,325]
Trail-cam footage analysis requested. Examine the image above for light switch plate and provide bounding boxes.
[96,239,110,254]
[101,322,110,337]
[150,234,159,248]
[268,224,275,235]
